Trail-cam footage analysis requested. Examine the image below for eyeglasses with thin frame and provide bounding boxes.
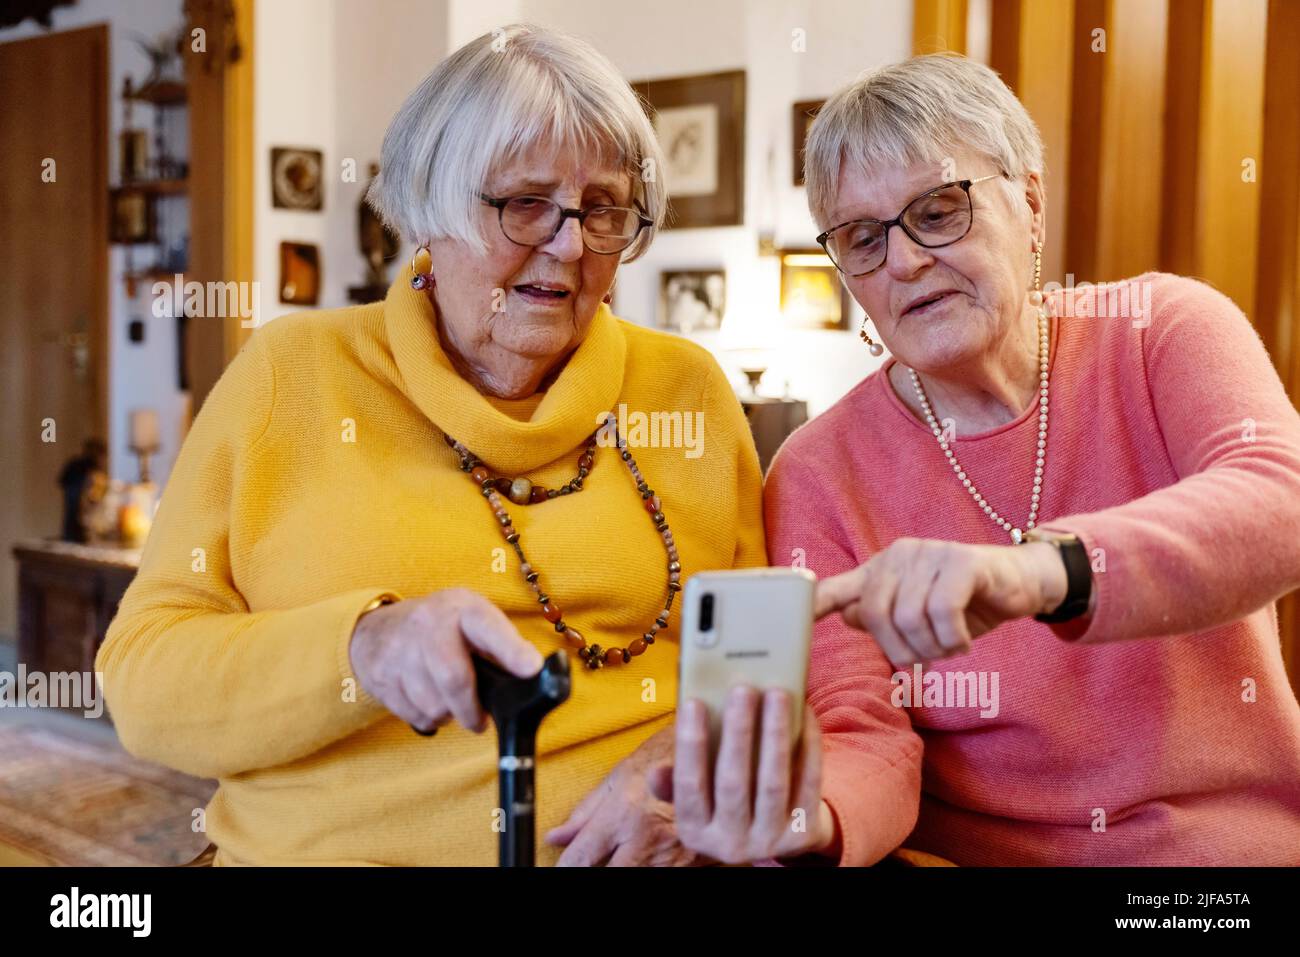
[479,192,654,255]
[816,172,1008,278]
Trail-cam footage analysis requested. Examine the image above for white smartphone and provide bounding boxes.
[678,567,816,759]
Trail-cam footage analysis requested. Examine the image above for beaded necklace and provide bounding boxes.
[444,412,680,669]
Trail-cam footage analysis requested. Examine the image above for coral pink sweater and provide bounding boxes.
[765,273,1300,866]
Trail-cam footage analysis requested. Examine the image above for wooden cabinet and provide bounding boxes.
[13,540,138,716]
[742,397,809,474]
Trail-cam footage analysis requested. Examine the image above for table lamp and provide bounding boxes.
[128,408,160,483]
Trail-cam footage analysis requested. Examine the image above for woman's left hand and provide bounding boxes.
[814,537,1069,667]
[545,725,704,866]
[673,689,836,864]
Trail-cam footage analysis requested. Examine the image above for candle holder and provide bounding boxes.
[130,445,158,484]
[128,408,161,483]
[739,366,767,397]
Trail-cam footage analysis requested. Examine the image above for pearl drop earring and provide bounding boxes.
[859,315,884,357]
[1029,239,1044,308]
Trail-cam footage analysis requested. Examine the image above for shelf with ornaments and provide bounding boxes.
[109,30,192,298]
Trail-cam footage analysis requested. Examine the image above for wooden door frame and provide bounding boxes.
[224,0,255,363]
[85,23,111,440]
[181,0,255,420]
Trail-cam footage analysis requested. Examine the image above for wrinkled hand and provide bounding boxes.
[814,538,1069,666]
[348,588,543,734]
[672,689,836,865]
[545,725,703,866]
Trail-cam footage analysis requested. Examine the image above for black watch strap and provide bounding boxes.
[1034,535,1092,623]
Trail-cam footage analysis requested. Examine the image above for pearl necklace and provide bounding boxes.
[906,300,1051,545]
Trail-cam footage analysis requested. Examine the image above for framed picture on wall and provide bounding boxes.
[279,241,320,305]
[108,187,156,244]
[779,249,850,330]
[658,269,727,334]
[271,147,324,211]
[791,99,824,187]
[631,70,745,228]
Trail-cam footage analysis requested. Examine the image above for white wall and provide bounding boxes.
[330,0,451,302]
[253,0,337,324]
[254,0,449,324]
[0,0,190,488]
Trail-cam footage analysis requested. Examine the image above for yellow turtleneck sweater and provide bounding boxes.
[97,267,766,865]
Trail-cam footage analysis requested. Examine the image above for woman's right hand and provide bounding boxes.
[348,588,544,734]
[813,537,1069,667]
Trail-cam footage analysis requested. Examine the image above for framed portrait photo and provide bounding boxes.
[631,70,745,229]
[779,249,850,330]
[659,269,727,334]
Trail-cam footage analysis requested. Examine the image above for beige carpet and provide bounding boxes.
[0,723,216,866]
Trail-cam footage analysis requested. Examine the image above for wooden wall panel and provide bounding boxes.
[1068,0,1168,281]
[1094,0,1168,280]
[1160,0,1205,276]
[1193,0,1267,317]
[913,0,969,54]
[1065,0,1106,282]
[994,0,1076,287]
[1254,0,1300,690]
[977,0,1299,690]
[988,0,1021,92]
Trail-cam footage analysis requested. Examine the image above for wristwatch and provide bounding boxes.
[1025,531,1092,623]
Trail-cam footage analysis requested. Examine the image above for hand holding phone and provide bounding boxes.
[678,568,814,755]
[671,568,837,863]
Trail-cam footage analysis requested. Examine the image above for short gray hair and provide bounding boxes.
[804,53,1044,228]
[367,23,666,261]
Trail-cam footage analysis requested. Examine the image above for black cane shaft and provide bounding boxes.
[413,652,570,868]
[499,764,536,868]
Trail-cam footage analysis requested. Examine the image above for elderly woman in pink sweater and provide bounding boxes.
[713,53,1300,867]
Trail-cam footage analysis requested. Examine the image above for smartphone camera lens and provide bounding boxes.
[695,593,717,647]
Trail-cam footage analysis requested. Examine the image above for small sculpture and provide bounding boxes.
[359,162,400,290]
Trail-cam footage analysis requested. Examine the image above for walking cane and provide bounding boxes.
[412,651,571,866]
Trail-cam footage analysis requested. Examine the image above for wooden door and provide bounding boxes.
[0,25,109,638]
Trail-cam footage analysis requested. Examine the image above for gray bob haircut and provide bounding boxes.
[804,53,1045,228]
[367,23,666,262]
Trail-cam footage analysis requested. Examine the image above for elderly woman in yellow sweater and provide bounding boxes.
[97,25,772,866]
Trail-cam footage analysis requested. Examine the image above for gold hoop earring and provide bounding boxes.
[859,315,884,357]
[410,245,434,290]
[1029,240,1044,307]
